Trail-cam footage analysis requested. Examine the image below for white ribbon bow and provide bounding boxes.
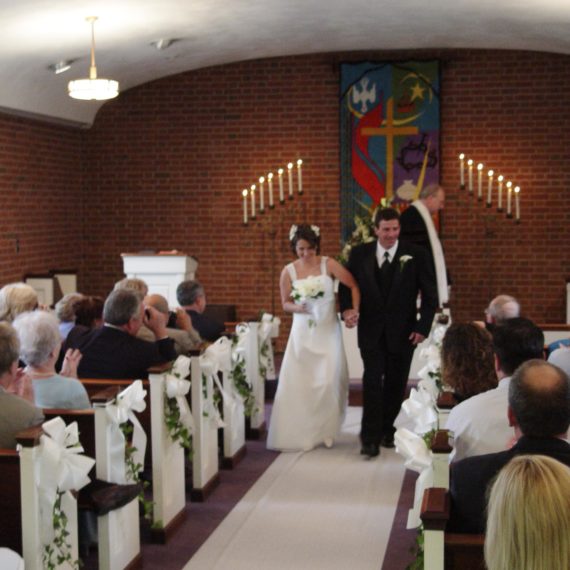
[394,387,438,435]
[258,313,279,380]
[395,428,434,529]
[164,355,194,432]
[199,337,234,427]
[106,380,147,483]
[36,417,95,543]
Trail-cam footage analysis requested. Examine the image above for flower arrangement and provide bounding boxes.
[291,276,325,328]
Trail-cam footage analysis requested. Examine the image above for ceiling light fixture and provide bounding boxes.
[68,16,119,101]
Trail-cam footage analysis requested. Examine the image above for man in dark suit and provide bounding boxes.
[400,184,448,306]
[176,280,224,342]
[339,207,437,458]
[65,288,177,379]
[449,360,570,533]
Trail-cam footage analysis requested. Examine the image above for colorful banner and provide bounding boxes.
[340,61,440,241]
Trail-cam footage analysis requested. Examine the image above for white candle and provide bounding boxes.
[459,153,465,187]
[242,189,248,224]
[278,168,284,203]
[514,186,521,221]
[287,162,293,198]
[468,159,474,193]
[497,175,504,210]
[268,173,274,208]
[487,170,494,206]
[477,163,483,200]
[250,184,256,218]
[259,176,265,212]
[297,159,303,194]
[506,181,512,216]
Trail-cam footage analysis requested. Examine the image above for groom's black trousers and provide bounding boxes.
[360,341,415,445]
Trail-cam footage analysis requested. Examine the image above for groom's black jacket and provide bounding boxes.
[339,240,437,353]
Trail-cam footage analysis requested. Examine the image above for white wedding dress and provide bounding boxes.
[267,257,349,451]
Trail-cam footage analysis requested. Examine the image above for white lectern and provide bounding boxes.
[121,253,198,307]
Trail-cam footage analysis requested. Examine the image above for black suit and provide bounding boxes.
[186,310,224,343]
[339,240,437,445]
[449,436,570,533]
[65,325,177,379]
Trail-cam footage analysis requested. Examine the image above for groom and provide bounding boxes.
[340,207,437,458]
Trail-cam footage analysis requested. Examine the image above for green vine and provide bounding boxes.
[230,336,256,416]
[201,372,223,420]
[43,491,81,570]
[406,526,424,570]
[258,339,269,379]
[164,394,193,460]
[120,423,154,521]
[421,428,437,449]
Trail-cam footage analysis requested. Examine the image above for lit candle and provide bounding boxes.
[487,170,494,206]
[287,162,293,198]
[497,175,504,211]
[242,189,248,224]
[459,153,465,187]
[259,176,265,213]
[477,163,483,200]
[506,181,513,217]
[268,173,274,208]
[467,159,474,193]
[297,159,303,194]
[278,168,284,203]
[514,186,521,221]
[250,184,256,218]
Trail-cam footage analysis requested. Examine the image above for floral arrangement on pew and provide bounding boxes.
[231,323,257,416]
[37,417,95,570]
[162,356,194,460]
[258,312,280,379]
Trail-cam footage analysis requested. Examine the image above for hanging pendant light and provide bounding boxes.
[68,16,119,101]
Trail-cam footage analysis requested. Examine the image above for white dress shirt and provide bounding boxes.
[375,241,399,267]
[446,376,514,462]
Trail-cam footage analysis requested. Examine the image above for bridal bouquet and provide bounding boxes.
[291,276,325,328]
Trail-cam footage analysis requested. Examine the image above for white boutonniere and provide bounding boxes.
[399,255,413,271]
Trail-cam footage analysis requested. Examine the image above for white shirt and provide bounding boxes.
[375,240,399,268]
[548,346,570,377]
[446,376,514,462]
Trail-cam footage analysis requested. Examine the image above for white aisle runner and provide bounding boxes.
[185,407,406,570]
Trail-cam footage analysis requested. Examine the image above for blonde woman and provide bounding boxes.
[485,454,570,570]
[0,283,39,322]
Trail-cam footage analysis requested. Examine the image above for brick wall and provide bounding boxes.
[1,49,569,338]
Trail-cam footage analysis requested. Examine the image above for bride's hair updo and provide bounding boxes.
[289,224,321,254]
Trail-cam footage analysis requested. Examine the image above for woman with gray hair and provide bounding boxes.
[55,292,84,339]
[0,282,39,322]
[13,311,89,409]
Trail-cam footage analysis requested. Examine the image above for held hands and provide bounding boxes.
[409,332,426,345]
[175,307,194,332]
[60,348,83,378]
[144,305,168,339]
[342,309,359,328]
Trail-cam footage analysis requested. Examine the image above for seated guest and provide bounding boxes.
[446,317,544,461]
[485,455,570,570]
[176,280,224,342]
[74,295,104,329]
[65,289,176,379]
[0,322,44,448]
[441,323,497,401]
[138,294,201,354]
[449,360,570,533]
[114,277,148,297]
[548,345,570,376]
[13,311,89,409]
[55,292,84,340]
[474,293,520,332]
[0,283,39,323]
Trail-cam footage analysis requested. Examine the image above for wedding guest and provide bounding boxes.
[548,345,570,376]
[176,280,224,342]
[55,292,84,339]
[65,289,176,379]
[0,283,39,323]
[441,323,497,401]
[475,294,520,332]
[485,455,570,570]
[13,311,89,409]
[446,317,544,461]
[449,360,570,534]
[113,277,148,298]
[0,322,44,448]
[73,295,104,329]
[138,293,202,354]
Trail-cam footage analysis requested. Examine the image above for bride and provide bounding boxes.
[267,224,360,452]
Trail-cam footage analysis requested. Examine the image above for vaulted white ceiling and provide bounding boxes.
[2,0,569,127]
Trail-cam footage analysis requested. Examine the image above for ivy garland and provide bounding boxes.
[230,335,256,416]
[120,423,153,521]
[201,372,223,420]
[258,338,269,379]
[164,394,193,461]
[43,491,80,570]
[406,526,425,570]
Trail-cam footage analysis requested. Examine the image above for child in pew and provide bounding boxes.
[13,311,90,409]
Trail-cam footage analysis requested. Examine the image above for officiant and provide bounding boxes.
[400,184,449,307]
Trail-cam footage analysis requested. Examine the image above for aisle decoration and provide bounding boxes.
[258,313,280,379]
[36,417,95,569]
[231,323,256,416]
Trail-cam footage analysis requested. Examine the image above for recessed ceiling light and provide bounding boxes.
[48,60,73,74]
[151,39,177,51]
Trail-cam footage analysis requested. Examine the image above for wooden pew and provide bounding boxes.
[421,487,485,570]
